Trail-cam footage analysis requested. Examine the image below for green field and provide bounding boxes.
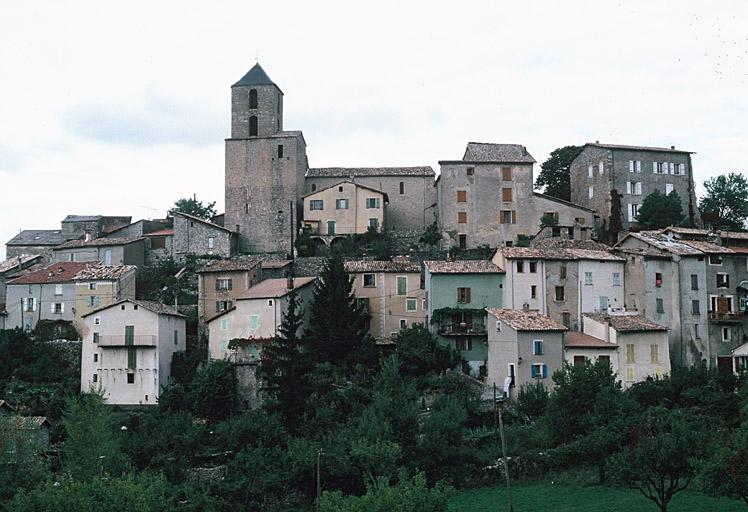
[449,482,744,512]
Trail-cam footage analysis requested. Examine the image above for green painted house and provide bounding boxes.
[424,260,505,376]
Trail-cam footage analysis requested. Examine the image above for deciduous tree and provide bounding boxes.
[636,190,684,229]
[534,145,583,201]
[700,172,748,230]
[168,197,217,220]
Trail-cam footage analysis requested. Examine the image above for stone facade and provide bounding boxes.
[172,212,235,261]
[53,238,146,267]
[569,143,700,240]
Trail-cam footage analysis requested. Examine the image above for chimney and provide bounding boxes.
[287,275,294,290]
[670,145,675,150]
[84,231,92,242]
[595,140,600,144]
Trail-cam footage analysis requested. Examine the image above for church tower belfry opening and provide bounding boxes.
[230,63,284,138]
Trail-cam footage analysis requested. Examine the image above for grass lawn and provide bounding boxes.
[449,482,744,512]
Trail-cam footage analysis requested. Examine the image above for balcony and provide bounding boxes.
[438,322,487,336]
[98,335,157,347]
[709,311,745,323]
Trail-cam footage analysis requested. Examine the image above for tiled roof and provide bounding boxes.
[612,247,672,259]
[261,259,292,269]
[73,264,137,281]
[10,416,51,429]
[6,230,67,246]
[0,254,42,275]
[499,246,622,262]
[197,256,265,273]
[306,166,435,178]
[62,215,101,222]
[665,227,748,240]
[586,142,693,154]
[145,229,174,237]
[344,260,421,273]
[8,262,90,285]
[485,308,568,331]
[173,211,235,233]
[54,236,145,250]
[533,192,598,213]
[584,313,668,332]
[564,331,618,349]
[680,240,735,255]
[238,276,316,300]
[82,299,184,318]
[622,232,704,256]
[462,143,536,163]
[303,180,390,200]
[424,260,504,274]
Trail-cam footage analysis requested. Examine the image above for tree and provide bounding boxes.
[305,254,367,365]
[61,390,124,480]
[539,213,558,229]
[258,290,311,430]
[395,325,460,379]
[419,222,442,246]
[190,360,238,420]
[534,145,583,201]
[168,197,217,220]
[606,407,707,512]
[700,172,748,230]
[636,190,684,229]
[0,414,48,502]
[701,426,748,506]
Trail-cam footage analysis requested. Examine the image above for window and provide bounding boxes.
[529,261,537,273]
[455,336,473,352]
[23,297,36,312]
[94,317,101,325]
[533,340,543,355]
[669,162,675,175]
[457,287,471,303]
[249,88,257,109]
[216,300,232,312]
[562,312,571,327]
[587,165,593,178]
[628,160,642,173]
[678,163,686,175]
[458,234,467,249]
[626,181,642,195]
[93,374,98,383]
[207,237,215,249]
[516,261,524,273]
[598,355,611,366]
[626,344,635,364]
[93,332,100,343]
[691,274,699,290]
[588,186,594,199]
[651,344,659,364]
[366,197,380,209]
[54,284,63,295]
[103,249,112,266]
[599,296,609,311]
[87,296,99,307]
[555,286,565,301]
[249,116,258,136]
[336,198,349,209]
[502,167,512,181]
[93,353,98,362]
[311,184,317,192]
[560,265,567,279]
[573,355,586,366]
[363,274,376,287]
[502,188,513,202]
[216,278,232,291]
[68,253,75,262]
[500,210,516,224]
[695,323,700,339]
[399,319,407,330]
[406,298,417,311]
[656,298,664,313]
[722,327,731,342]
[655,272,663,287]
[717,273,729,288]
[531,363,547,379]
[531,285,537,299]
[327,221,336,235]
[466,167,474,176]
[309,199,323,211]
[458,212,467,224]
[457,190,467,202]
[709,254,723,265]
[127,373,135,384]
[508,364,516,387]
[692,300,700,316]
[174,330,178,346]
[277,144,283,158]
[88,282,97,291]
[399,182,404,195]
[584,272,593,286]
[612,272,621,286]
[248,314,259,330]
[665,183,673,195]
[628,203,640,222]
[626,367,635,382]
[220,318,229,330]
[368,218,379,230]
[396,276,407,296]
[654,162,665,174]
[599,161,604,175]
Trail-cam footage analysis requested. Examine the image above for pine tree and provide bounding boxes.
[305,254,366,366]
[258,289,309,430]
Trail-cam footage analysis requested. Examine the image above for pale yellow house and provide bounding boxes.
[73,265,137,335]
[303,181,388,236]
[344,259,426,343]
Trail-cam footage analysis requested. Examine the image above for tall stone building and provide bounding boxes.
[224,64,308,254]
[569,143,700,242]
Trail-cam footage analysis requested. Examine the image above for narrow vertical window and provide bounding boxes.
[399,182,404,195]
[249,116,258,136]
[249,89,258,109]
[278,144,284,158]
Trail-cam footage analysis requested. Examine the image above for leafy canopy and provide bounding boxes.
[534,145,583,201]
[635,190,684,229]
[699,172,748,230]
[168,197,217,220]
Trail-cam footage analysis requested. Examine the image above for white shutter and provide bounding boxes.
[669,162,675,175]
[61,303,65,313]
[588,165,593,178]
[679,163,685,175]
[636,160,642,173]
[22,298,27,311]
[629,160,634,172]
[50,303,55,313]
[626,182,632,194]
[653,161,658,174]
[635,182,642,195]
[32,298,37,312]
[599,161,604,175]
[628,204,634,222]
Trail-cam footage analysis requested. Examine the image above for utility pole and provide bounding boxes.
[496,397,513,512]
[316,448,324,509]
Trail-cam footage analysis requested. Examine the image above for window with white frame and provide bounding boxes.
[532,339,543,355]
[628,160,642,173]
[584,272,593,285]
[665,183,674,195]
[612,272,621,286]
[365,197,380,209]
[709,254,723,266]
[599,296,609,311]
[309,199,323,211]
[216,278,232,291]
[335,198,349,209]
[220,318,228,330]
[530,363,547,379]
[599,161,604,175]
[208,237,215,249]
[54,284,63,296]
[626,181,642,195]
[23,297,36,312]
[406,298,417,311]
[52,302,64,314]
[678,163,686,175]
[628,203,639,222]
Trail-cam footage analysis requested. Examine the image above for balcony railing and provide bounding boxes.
[98,335,157,347]
[709,311,745,323]
[438,323,487,336]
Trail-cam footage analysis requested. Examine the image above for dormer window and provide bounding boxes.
[249,89,258,109]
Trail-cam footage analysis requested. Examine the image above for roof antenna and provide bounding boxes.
[255,50,260,64]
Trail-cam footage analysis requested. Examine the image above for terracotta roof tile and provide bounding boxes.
[196,256,265,273]
[0,254,42,275]
[424,260,503,274]
[306,166,435,178]
[8,262,90,285]
[238,277,316,300]
[584,312,668,332]
[485,308,568,331]
[344,260,421,273]
[564,331,618,349]
[73,264,137,280]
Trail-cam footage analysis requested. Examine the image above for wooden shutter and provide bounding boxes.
[502,188,513,202]
[511,211,517,224]
[502,167,512,181]
[457,190,467,202]
[458,212,467,224]
[465,288,471,303]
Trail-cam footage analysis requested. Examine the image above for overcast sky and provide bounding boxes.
[2,1,747,259]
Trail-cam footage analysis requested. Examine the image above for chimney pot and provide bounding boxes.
[595,140,600,144]
[84,231,92,242]
[671,145,675,150]
[287,275,294,290]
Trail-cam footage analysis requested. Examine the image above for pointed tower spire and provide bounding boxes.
[232,63,277,88]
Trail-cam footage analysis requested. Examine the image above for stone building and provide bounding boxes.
[196,256,265,324]
[224,63,308,255]
[0,254,42,313]
[72,264,137,335]
[305,167,437,233]
[437,143,597,249]
[80,299,185,406]
[172,212,236,261]
[6,230,68,262]
[569,143,700,241]
[344,259,426,343]
[61,215,132,240]
[52,236,146,267]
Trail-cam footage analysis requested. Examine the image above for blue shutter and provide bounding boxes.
[531,365,537,378]
[542,364,548,379]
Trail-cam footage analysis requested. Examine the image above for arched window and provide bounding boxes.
[249,89,258,109]
[311,184,317,192]
[249,116,258,136]
[399,181,404,194]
